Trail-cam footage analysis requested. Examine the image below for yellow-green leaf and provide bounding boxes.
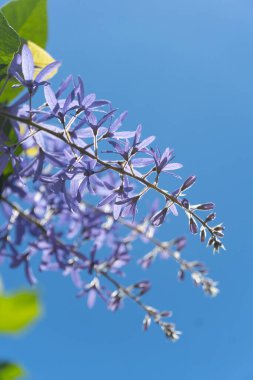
[27,40,59,80]
[0,362,25,380]
[0,290,41,334]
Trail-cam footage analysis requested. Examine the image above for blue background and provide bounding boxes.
[1,0,253,379]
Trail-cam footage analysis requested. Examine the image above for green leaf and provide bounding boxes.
[0,78,22,104]
[0,290,41,334]
[0,0,49,103]
[0,12,20,82]
[0,362,24,380]
[1,0,47,48]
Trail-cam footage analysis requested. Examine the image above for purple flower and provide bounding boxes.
[108,289,124,311]
[98,176,134,219]
[143,315,151,331]
[116,195,140,220]
[105,125,155,162]
[9,243,37,286]
[148,147,182,177]
[131,124,156,155]
[102,111,135,139]
[132,280,151,296]
[150,200,178,227]
[36,84,76,124]
[191,203,215,211]
[69,159,105,200]
[78,277,106,308]
[174,236,187,251]
[189,217,198,234]
[75,76,110,115]
[11,45,60,94]
[181,175,196,191]
[150,207,168,226]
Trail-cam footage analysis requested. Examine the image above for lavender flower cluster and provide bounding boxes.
[0,45,225,341]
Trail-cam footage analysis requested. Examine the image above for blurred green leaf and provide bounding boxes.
[1,0,47,48]
[0,78,23,104]
[0,362,24,380]
[0,12,20,82]
[0,290,41,334]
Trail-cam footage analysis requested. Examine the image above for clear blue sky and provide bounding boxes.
[1,0,253,379]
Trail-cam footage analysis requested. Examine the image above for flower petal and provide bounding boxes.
[21,44,34,81]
